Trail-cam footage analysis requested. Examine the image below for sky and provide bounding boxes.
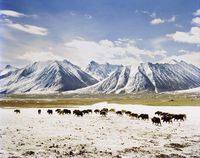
[0,0,200,68]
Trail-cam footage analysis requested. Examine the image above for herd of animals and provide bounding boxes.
[14,108,186,126]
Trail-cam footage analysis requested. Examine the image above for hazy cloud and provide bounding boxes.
[0,10,25,17]
[64,38,166,67]
[7,23,48,36]
[160,51,200,67]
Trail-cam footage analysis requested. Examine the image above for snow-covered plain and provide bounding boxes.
[0,103,200,158]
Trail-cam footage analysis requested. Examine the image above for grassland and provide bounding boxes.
[0,93,199,108]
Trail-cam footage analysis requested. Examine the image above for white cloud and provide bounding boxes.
[7,23,48,36]
[194,9,200,16]
[151,18,165,25]
[18,51,63,62]
[160,51,200,67]
[64,38,166,67]
[0,10,25,17]
[0,9,48,36]
[167,27,200,44]
[150,16,176,25]
[192,17,200,26]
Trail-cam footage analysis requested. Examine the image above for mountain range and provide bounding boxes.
[1,59,200,94]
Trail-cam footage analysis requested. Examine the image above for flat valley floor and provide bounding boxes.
[0,103,200,158]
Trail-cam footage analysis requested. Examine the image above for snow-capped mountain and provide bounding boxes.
[0,65,18,77]
[74,60,200,94]
[85,61,123,81]
[0,60,98,94]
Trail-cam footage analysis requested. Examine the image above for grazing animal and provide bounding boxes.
[161,116,173,123]
[38,109,41,115]
[129,113,138,119]
[87,109,92,113]
[100,111,107,116]
[47,109,53,115]
[58,110,65,115]
[138,114,149,120]
[73,110,83,117]
[116,111,123,115]
[55,109,61,113]
[155,111,163,116]
[82,110,89,114]
[101,108,109,112]
[14,109,20,114]
[151,117,161,125]
[173,114,186,121]
[125,111,132,115]
[63,109,71,114]
[94,109,100,114]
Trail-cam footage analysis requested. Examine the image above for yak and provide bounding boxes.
[151,117,161,125]
[129,113,138,119]
[161,116,173,123]
[94,109,100,114]
[63,109,71,114]
[38,109,41,115]
[100,111,107,116]
[47,109,53,115]
[116,111,123,115]
[14,109,20,114]
[173,114,186,121]
[138,114,149,120]
[73,110,83,117]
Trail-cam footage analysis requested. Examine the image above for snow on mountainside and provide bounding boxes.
[0,65,18,77]
[74,60,200,94]
[85,61,123,81]
[0,60,98,94]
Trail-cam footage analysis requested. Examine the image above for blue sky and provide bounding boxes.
[0,0,200,68]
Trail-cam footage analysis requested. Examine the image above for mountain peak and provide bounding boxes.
[90,60,99,65]
[168,59,178,64]
[5,64,15,69]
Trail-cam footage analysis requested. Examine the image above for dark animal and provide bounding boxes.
[116,111,123,115]
[38,109,41,114]
[82,110,89,114]
[58,110,65,115]
[151,117,161,125]
[101,108,109,112]
[87,109,92,113]
[129,113,138,119]
[47,109,53,115]
[138,114,149,120]
[14,109,20,114]
[94,109,100,114]
[173,114,186,121]
[63,109,71,114]
[100,111,107,116]
[161,116,173,123]
[55,109,61,113]
[155,111,163,116]
[73,110,83,117]
[125,111,132,115]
